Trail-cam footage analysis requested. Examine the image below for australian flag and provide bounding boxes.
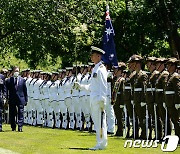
[102,5,118,68]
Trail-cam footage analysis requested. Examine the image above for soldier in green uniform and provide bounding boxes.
[124,58,138,138]
[145,57,165,140]
[164,58,180,140]
[112,62,126,136]
[155,58,171,139]
[130,55,148,139]
[145,57,157,139]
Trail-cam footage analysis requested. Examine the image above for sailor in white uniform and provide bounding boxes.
[74,46,108,150]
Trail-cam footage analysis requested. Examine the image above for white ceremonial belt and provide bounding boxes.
[175,104,180,110]
[163,102,166,108]
[156,89,163,92]
[141,102,146,107]
[146,88,155,91]
[134,88,142,92]
[165,91,175,94]
[117,92,121,94]
[120,105,124,108]
[125,86,131,90]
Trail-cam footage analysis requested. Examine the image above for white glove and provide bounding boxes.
[98,96,106,110]
[175,104,180,110]
[99,101,105,110]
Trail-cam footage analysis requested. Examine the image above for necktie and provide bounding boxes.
[15,77,18,90]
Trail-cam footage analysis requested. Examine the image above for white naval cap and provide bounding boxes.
[91,46,105,54]
[65,67,73,70]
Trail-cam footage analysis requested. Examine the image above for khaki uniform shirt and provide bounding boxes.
[155,70,169,104]
[123,71,136,102]
[145,70,159,104]
[134,70,148,104]
[165,72,180,107]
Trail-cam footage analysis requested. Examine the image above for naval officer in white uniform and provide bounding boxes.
[74,46,108,150]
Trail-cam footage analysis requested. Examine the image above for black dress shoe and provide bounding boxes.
[18,128,23,132]
[115,131,123,137]
[125,134,130,139]
[139,135,146,140]
[76,127,80,130]
[91,130,96,133]
[84,127,89,131]
[12,128,16,131]
[107,132,114,135]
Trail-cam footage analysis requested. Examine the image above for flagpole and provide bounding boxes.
[75,35,77,79]
[102,0,118,68]
[106,0,109,9]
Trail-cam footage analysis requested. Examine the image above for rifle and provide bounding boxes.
[154,103,158,140]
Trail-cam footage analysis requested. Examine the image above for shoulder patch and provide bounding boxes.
[99,64,104,68]
[93,73,97,78]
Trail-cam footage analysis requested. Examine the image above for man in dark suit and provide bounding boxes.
[0,71,7,132]
[6,66,28,132]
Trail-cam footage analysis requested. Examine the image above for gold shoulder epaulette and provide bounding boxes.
[153,70,159,75]
[173,72,180,79]
[162,70,169,76]
[99,64,104,68]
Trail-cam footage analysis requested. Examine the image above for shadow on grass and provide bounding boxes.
[78,133,95,136]
[69,147,89,150]
[4,130,14,132]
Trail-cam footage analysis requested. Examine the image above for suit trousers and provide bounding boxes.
[0,100,2,129]
[9,103,24,129]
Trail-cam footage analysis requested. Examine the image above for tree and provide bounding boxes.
[0,0,179,70]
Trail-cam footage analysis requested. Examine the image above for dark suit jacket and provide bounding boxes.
[0,74,6,96]
[6,76,28,105]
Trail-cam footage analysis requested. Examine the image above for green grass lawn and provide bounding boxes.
[0,124,179,154]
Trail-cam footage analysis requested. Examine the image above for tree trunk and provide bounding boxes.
[168,27,180,59]
[158,0,180,59]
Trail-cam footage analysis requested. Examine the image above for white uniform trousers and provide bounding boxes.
[64,97,75,129]
[90,99,107,148]
[42,98,49,127]
[84,95,91,128]
[79,96,86,128]
[23,105,28,124]
[32,99,39,126]
[59,100,67,129]
[52,100,61,128]
[27,97,33,125]
[47,101,54,128]
[72,96,81,129]
[36,99,44,125]
[106,96,115,133]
